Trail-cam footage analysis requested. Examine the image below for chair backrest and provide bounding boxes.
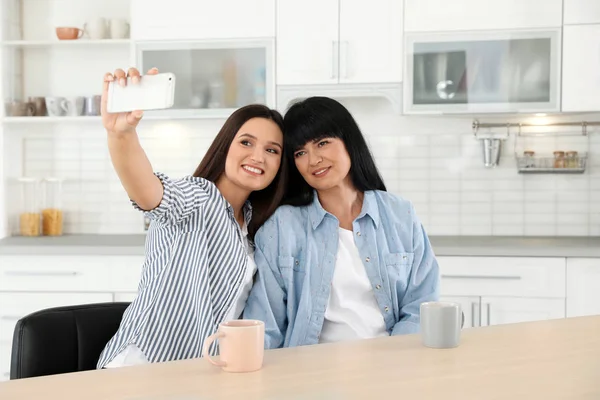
[10,302,130,379]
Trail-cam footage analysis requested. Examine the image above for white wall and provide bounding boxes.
[5,97,600,237]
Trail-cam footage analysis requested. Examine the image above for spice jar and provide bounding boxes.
[523,150,535,168]
[553,151,565,168]
[18,178,40,236]
[41,178,63,236]
[565,151,579,168]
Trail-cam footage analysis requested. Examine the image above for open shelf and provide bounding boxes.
[2,116,102,123]
[1,39,131,48]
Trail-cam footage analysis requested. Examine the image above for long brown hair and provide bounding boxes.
[193,104,287,239]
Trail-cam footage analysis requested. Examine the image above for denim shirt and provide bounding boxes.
[243,190,440,349]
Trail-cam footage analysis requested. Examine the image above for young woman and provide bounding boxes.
[96,67,287,368]
[243,97,439,348]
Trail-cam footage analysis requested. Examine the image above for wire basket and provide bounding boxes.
[516,153,587,174]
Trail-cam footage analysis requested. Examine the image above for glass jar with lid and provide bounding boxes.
[553,151,565,168]
[42,177,64,236]
[523,150,535,168]
[565,151,579,168]
[18,177,41,236]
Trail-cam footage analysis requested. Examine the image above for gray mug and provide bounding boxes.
[45,97,66,117]
[84,95,101,116]
[420,301,464,349]
[61,96,85,116]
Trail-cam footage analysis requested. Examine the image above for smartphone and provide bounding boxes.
[106,72,176,113]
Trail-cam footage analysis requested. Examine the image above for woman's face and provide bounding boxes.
[224,117,283,193]
[293,137,352,192]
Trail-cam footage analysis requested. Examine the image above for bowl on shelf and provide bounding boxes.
[55,27,83,40]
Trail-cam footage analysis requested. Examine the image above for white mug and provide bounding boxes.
[109,19,129,39]
[84,18,107,40]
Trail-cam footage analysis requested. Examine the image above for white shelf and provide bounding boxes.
[1,111,235,124]
[2,116,102,123]
[1,39,131,48]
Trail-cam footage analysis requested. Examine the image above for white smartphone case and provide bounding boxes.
[107,72,176,113]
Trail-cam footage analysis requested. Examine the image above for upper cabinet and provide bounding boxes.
[404,29,562,114]
[131,0,275,40]
[405,0,563,32]
[562,25,600,112]
[564,0,600,25]
[337,0,403,84]
[136,40,275,118]
[276,0,403,85]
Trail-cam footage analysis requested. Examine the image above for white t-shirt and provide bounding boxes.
[105,223,257,368]
[319,228,388,343]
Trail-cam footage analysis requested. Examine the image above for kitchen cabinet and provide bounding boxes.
[438,256,566,329]
[404,0,563,32]
[564,0,600,25]
[0,254,143,381]
[439,295,480,328]
[404,29,561,114]
[131,0,275,40]
[480,297,565,326]
[135,39,275,118]
[566,258,600,317]
[276,0,403,85]
[561,25,600,113]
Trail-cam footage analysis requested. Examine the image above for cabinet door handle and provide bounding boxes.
[487,303,491,326]
[442,274,521,281]
[4,271,78,277]
[340,41,349,79]
[471,302,476,327]
[331,41,338,79]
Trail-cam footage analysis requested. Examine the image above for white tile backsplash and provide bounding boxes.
[4,98,600,236]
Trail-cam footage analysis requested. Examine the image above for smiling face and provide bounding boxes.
[222,117,283,194]
[293,137,352,192]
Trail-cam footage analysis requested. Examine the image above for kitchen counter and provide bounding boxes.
[1,234,600,258]
[0,234,146,256]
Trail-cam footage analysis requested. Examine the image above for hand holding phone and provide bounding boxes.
[101,67,175,135]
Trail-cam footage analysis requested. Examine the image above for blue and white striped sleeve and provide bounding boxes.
[131,172,213,226]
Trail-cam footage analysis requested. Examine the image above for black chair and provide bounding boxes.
[10,302,129,379]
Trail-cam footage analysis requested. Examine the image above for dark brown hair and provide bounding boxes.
[193,104,287,239]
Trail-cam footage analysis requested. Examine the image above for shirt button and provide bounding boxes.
[365,257,370,262]
[356,231,361,236]
[295,260,299,265]
[384,306,389,312]
[375,284,381,290]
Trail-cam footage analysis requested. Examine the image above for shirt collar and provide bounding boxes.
[226,200,253,227]
[308,190,380,230]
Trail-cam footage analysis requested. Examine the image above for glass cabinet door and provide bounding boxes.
[136,39,274,118]
[404,30,561,114]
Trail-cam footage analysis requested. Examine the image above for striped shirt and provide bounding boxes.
[96,173,251,368]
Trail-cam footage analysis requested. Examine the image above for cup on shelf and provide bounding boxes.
[109,19,129,39]
[45,97,67,117]
[6,101,34,117]
[29,97,47,116]
[61,97,85,116]
[83,18,107,40]
[84,95,101,116]
[55,27,83,40]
